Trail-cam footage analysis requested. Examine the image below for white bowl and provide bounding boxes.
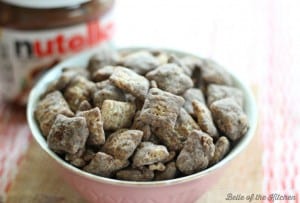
[27,47,258,203]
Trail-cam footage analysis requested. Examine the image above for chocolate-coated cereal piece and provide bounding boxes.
[168,55,192,76]
[210,136,230,165]
[61,67,89,81]
[140,88,185,129]
[44,68,88,95]
[71,158,86,168]
[146,63,193,95]
[150,80,158,88]
[155,162,178,180]
[67,157,86,168]
[95,79,114,90]
[192,100,219,139]
[154,51,169,65]
[116,167,154,181]
[148,162,166,171]
[176,130,215,175]
[109,68,149,99]
[131,111,152,141]
[122,51,159,75]
[42,80,61,97]
[47,114,89,154]
[133,142,169,167]
[207,84,244,107]
[65,149,86,168]
[210,98,249,141]
[102,129,143,160]
[152,127,183,151]
[35,91,74,137]
[78,100,92,111]
[110,67,150,100]
[200,59,233,86]
[64,76,95,111]
[182,88,205,115]
[162,151,177,163]
[92,65,116,82]
[101,100,136,130]
[83,149,96,162]
[180,56,203,74]
[174,108,200,140]
[148,134,162,145]
[76,107,105,146]
[83,152,129,177]
[62,67,89,76]
[87,46,120,74]
[125,93,136,103]
[93,80,126,108]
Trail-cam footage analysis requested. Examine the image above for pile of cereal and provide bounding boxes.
[35,47,249,181]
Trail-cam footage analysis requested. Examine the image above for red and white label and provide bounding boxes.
[0,14,114,104]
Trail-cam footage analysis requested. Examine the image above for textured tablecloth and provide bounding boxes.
[1,0,300,202]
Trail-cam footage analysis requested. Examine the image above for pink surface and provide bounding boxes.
[1,0,300,202]
[0,103,31,197]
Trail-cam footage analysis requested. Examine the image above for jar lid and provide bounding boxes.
[2,0,91,8]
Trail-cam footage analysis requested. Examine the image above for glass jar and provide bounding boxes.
[0,0,115,104]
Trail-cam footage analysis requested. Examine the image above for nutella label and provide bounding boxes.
[0,16,114,104]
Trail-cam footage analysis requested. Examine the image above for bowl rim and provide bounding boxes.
[27,47,258,188]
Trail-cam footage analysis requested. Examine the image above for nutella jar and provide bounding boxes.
[0,0,114,104]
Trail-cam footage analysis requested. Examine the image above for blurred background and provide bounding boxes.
[1,0,299,202]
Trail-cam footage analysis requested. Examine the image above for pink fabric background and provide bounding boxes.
[0,0,299,202]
